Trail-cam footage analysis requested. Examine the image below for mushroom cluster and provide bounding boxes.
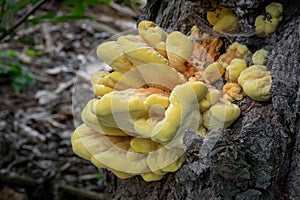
[207,4,239,32]
[255,2,283,37]
[72,21,272,182]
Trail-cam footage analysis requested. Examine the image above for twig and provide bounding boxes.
[58,185,112,200]
[0,173,40,188]
[41,23,54,52]
[91,21,119,35]
[0,0,47,41]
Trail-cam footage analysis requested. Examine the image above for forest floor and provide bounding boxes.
[0,2,143,199]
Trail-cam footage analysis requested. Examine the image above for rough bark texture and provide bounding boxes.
[104,0,300,199]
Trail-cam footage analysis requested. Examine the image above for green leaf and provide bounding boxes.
[27,12,56,24]
[25,49,43,56]
[70,2,87,16]
[5,0,18,9]
[0,50,15,58]
[18,38,36,46]
[9,64,34,90]
[8,64,22,74]
[100,0,111,5]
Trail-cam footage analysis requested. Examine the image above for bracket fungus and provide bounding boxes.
[218,42,251,69]
[255,2,283,37]
[252,49,269,65]
[72,21,273,182]
[207,5,239,32]
[238,65,272,101]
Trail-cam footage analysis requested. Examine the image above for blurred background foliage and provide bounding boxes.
[0,0,142,90]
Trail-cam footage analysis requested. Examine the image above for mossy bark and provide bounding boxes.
[103,0,300,199]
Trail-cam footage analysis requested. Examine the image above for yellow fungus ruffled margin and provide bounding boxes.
[207,6,239,32]
[71,21,273,182]
[255,2,283,37]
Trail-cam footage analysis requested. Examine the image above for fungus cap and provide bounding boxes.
[238,65,272,101]
[218,42,251,69]
[166,31,194,73]
[138,20,168,57]
[96,41,133,73]
[223,82,244,101]
[203,102,240,130]
[225,58,247,82]
[72,124,150,174]
[252,49,268,65]
[207,6,238,32]
[204,62,225,83]
[266,2,283,19]
[151,81,208,145]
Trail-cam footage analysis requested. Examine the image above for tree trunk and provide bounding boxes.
[103,0,300,199]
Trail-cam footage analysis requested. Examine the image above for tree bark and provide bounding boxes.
[103,0,300,199]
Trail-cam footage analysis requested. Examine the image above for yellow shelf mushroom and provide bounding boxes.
[223,82,244,101]
[166,31,194,73]
[252,49,269,65]
[255,2,283,37]
[71,20,273,182]
[203,102,241,130]
[204,62,225,83]
[218,42,251,69]
[225,58,247,82]
[238,65,272,101]
[138,20,168,58]
[207,6,239,32]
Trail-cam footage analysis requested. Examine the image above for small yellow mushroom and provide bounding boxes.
[238,65,272,101]
[255,15,278,37]
[166,31,194,73]
[266,2,283,19]
[218,42,251,69]
[207,7,232,25]
[225,58,247,82]
[203,102,240,130]
[204,62,225,83]
[213,14,239,32]
[223,82,244,101]
[252,49,268,65]
[255,2,283,37]
[207,6,238,32]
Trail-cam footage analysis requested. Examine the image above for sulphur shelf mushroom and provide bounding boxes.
[238,65,272,101]
[72,20,272,182]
